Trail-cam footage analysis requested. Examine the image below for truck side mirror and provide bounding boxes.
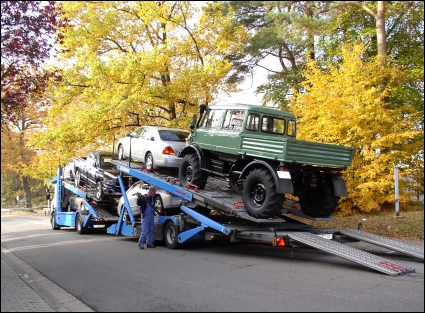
[190,114,197,131]
[196,104,207,128]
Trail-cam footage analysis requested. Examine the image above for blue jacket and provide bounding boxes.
[137,194,154,215]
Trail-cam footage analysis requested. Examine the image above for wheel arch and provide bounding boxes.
[180,144,204,160]
[240,160,292,194]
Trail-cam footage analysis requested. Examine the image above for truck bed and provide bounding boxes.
[240,136,354,168]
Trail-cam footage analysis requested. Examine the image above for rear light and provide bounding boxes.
[337,172,344,176]
[273,237,287,246]
[279,166,288,171]
[162,146,176,155]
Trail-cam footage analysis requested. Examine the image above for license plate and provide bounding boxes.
[317,233,332,240]
[93,225,105,228]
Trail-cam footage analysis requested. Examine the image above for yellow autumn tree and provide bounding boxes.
[28,1,250,180]
[291,43,423,214]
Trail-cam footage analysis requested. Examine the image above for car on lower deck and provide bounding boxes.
[116,180,182,217]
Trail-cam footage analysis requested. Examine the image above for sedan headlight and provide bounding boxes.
[103,178,114,185]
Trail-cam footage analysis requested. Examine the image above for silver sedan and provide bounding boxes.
[117,180,182,217]
[116,126,190,170]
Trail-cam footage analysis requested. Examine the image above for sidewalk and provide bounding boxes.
[1,247,94,312]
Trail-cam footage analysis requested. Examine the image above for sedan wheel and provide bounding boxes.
[118,145,125,160]
[145,152,154,170]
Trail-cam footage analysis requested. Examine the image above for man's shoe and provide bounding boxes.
[146,244,156,248]
[139,245,144,250]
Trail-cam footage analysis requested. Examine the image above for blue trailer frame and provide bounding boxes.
[49,162,423,276]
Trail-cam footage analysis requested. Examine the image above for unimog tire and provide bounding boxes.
[243,168,282,219]
[179,154,208,189]
[298,176,339,218]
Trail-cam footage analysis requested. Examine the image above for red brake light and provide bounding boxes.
[162,146,176,155]
[337,172,344,176]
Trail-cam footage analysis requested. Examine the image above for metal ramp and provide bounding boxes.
[338,229,424,260]
[287,232,415,276]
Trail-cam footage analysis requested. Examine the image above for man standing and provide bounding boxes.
[137,186,157,249]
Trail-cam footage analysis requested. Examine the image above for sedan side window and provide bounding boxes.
[133,127,144,138]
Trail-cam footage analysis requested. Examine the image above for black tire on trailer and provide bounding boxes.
[145,152,154,170]
[298,176,339,218]
[243,168,281,219]
[51,212,60,230]
[228,176,243,193]
[164,221,179,249]
[75,170,83,187]
[154,195,164,211]
[95,181,104,201]
[76,213,87,235]
[118,144,126,160]
[178,154,207,189]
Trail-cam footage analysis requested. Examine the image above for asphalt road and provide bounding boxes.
[1,214,424,312]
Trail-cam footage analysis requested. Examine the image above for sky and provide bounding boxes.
[214,64,271,106]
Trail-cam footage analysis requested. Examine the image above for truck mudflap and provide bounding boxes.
[331,175,348,196]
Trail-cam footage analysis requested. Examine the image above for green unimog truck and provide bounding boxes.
[178,104,354,219]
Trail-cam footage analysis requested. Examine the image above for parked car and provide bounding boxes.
[117,180,182,217]
[116,126,190,170]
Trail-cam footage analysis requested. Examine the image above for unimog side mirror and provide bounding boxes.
[190,114,197,131]
[196,104,207,128]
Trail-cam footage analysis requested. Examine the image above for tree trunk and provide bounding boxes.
[21,175,32,208]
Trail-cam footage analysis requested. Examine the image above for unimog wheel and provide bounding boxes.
[298,176,339,218]
[178,154,207,189]
[243,168,281,219]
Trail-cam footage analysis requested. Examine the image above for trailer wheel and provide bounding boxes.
[118,144,126,160]
[179,154,207,189]
[298,176,339,218]
[164,221,179,249]
[95,181,104,201]
[51,212,60,230]
[243,168,281,219]
[145,152,154,170]
[76,214,88,235]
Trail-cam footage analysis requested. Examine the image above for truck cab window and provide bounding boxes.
[261,116,285,134]
[201,109,224,128]
[246,114,260,131]
[223,110,245,130]
[287,120,296,136]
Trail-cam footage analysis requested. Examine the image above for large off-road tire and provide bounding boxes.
[298,176,339,218]
[228,176,243,194]
[95,181,104,201]
[51,212,60,230]
[243,168,281,219]
[145,152,154,170]
[118,144,126,160]
[164,221,179,249]
[179,154,208,189]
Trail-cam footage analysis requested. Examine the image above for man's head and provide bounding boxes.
[147,186,157,197]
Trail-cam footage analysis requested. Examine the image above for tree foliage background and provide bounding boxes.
[1,1,423,213]
[1,1,64,207]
